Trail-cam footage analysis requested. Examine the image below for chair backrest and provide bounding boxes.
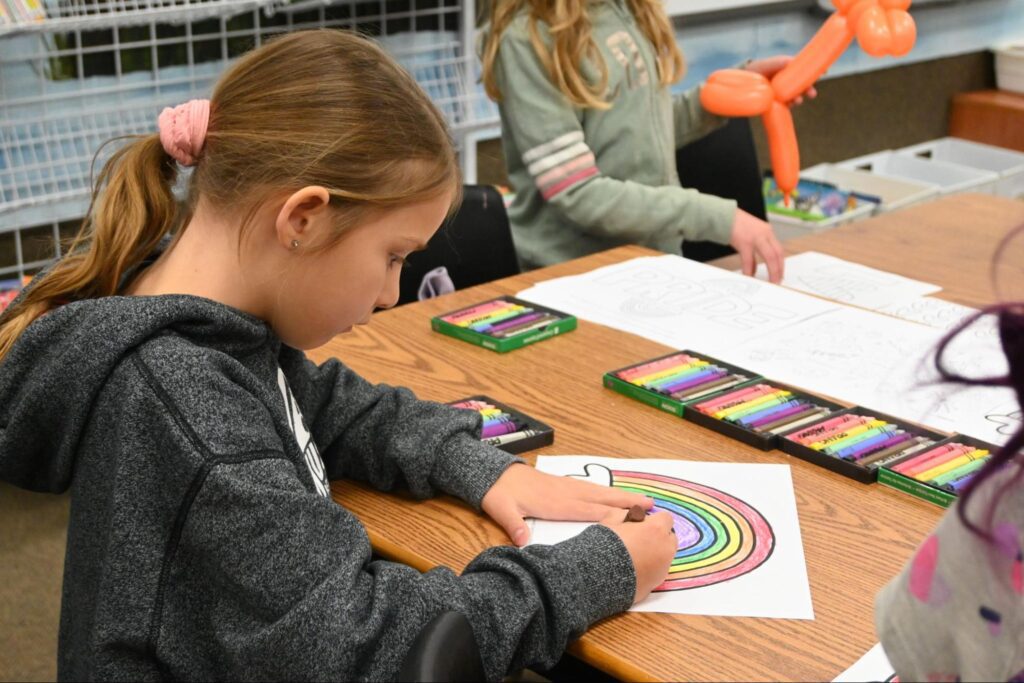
[675,117,767,262]
[398,184,521,306]
[398,611,486,682]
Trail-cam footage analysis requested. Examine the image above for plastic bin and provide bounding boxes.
[995,44,1024,95]
[897,137,1024,199]
[767,201,875,241]
[837,150,1000,195]
[801,163,939,212]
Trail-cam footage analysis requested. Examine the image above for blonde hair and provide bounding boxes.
[481,0,685,110]
[0,30,460,362]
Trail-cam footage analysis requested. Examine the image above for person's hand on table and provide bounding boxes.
[600,507,677,604]
[730,208,786,284]
[481,463,676,604]
[482,463,653,546]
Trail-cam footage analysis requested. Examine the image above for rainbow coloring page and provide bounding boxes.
[529,456,814,619]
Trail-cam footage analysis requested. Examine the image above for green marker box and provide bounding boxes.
[603,350,762,419]
[686,380,846,452]
[780,407,947,484]
[431,296,576,353]
[877,433,999,508]
[448,395,555,455]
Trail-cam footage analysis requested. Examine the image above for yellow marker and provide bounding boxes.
[916,449,989,483]
[808,419,886,450]
[714,390,791,419]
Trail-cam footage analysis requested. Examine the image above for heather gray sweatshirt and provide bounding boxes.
[0,292,635,681]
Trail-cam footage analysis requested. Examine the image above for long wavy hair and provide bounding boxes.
[480,0,685,110]
[932,225,1024,538]
[0,30,460,363]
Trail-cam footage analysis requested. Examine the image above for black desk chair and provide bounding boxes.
[398,184,521,306]
[675,117,767,263]
[398,611,486,682]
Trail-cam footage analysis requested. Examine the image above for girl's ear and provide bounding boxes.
[274,186,331,251]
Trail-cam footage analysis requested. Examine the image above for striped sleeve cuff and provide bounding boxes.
[523,131,599,201]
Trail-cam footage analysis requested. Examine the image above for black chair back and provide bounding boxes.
[675,117,767,262]
[398,184,520,306]
[398,611,486,682]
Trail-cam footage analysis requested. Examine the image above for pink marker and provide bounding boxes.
[694,384,774,414]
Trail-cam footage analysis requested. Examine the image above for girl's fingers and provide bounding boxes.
[569,480,652,509]
[547,499,624,522]
[739,243,756,277]
[485,495,530,547]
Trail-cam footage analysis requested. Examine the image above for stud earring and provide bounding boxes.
[290,239,300,250]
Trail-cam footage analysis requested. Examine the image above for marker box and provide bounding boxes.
[685,380,847,451]
[603,350,762,418]
[448,395,555,455]
[432,297,577,353]
[877,433,999,508]
[779,407,947,484]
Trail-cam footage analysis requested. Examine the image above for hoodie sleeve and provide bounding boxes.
[164,457,636,681]
[494,25,737,245]
[874,463,1024,682]
[279,348,518,508]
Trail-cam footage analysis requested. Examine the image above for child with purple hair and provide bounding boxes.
[876,229,1024,682]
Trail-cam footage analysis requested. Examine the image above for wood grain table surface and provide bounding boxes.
[308,193,1024,681]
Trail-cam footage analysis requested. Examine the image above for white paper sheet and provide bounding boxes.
[720,306,945,409]
[751,251,942,310]
[528,456,814,619]
[518,255,838,351]
[696,306,1016,445]
[879,297,999,341]
[834,643,896,683]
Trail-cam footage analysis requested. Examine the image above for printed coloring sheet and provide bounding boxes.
[518,255,838,351]
[752,251,942,311]
[528,456,814,619]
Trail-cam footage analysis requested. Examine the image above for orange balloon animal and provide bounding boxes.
[700,0,917,203]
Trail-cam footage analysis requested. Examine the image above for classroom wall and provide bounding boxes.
[475,0,1024,186]
[475,50,996,186]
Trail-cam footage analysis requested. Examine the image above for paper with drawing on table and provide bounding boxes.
[518,255,838,352]
[749,252,941,311]
[527,456,814,619]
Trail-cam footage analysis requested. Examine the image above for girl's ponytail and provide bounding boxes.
[0,133,179,361]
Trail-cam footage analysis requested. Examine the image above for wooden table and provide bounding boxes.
[309,194,1024,681]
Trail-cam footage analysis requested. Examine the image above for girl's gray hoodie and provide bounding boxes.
[0,293,635,680]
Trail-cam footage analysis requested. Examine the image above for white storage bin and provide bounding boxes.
[995,44,1024,95]
[837,150,1000,195]
[898,137,1024,199]
[801,163,939,212]
[767,202,876,242]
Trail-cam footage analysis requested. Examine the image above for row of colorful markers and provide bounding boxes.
[691,382,834,435]
[783,412,940,469]
[616,352,751,402]
[438,300,560,339]
[449,399,542,448]
[888,440,992,492]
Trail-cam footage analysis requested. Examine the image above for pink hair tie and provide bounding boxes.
[158,99,210,167]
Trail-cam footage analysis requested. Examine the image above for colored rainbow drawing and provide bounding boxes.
[574,464,775,591]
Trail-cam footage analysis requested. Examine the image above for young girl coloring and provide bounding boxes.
[0,30,677,680]
[481,0,809,282]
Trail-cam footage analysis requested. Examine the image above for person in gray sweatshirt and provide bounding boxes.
[0,30,678,681]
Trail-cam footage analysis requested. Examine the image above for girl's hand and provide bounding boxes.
[601,509,677,604]
[481,463,654,547]
[730,208,786,283]
[745,55,818,105]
